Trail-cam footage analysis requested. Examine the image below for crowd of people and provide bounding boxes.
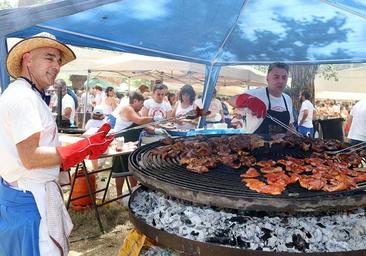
[49,79,234,131]
[49,73,360,140]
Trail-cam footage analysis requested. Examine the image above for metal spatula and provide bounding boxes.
[326,141,366,155]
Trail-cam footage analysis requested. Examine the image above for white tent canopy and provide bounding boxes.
[85,53,267,87]
[315,66,366,101]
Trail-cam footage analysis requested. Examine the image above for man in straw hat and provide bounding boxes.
[0,32,114,256]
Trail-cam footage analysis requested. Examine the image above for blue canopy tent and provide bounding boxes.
[1,0,366,125]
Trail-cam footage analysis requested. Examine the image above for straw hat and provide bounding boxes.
[6,32,76,78]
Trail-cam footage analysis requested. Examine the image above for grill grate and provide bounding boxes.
[129,138,366,212]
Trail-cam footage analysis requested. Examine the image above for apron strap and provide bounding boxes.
[265,87,271,109]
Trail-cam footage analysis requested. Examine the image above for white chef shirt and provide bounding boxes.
[245,87,294,124]
[348,99,366,142]
[0,78,60,255]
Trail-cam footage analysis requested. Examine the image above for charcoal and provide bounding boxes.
[206,236,231,245]
[131,189,366,253]
[292,234,309,252]
[180,213,192,225]
[214,229,230,238]
[228,216,248,224]
[190,230,199,236]
[316,222,326,228]
[260,227,272,241]
[236,236,250,248]
[285,242,294,248]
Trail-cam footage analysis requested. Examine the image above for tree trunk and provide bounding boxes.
[290,65,319,112]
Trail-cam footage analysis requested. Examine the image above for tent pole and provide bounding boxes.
[198,63,222,128]
[128,76,131,95]
[0,36,10,92]
[82,70,91,129]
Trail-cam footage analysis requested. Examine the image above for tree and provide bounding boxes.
[290,65,319,111]
[0,1,12,9]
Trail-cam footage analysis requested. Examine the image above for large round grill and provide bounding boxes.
[129,139,366,212]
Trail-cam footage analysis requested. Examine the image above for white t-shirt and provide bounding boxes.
[143,99,172,118]
[80,91,94,112]
[245,87,294,124]
[348,99,366,142]
[0,78,60,254]
[298,100,314,128]
[62,93,76,125]
[175,102,195,129]
[94,92,103,106]
[85,119,105,130]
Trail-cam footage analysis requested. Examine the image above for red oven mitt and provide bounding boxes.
[57,123,114,170]
[236,93,267,118]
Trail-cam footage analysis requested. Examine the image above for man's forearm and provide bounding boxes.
[299,117,306,126]
[17,132,62,169]
[22,146,61,169]
[299,112,308,126]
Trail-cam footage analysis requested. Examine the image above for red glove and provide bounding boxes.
[236,93,267,118]
[57,123,114,170]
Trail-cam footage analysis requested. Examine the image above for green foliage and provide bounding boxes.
[317,65,338,81]
[252,65,269,74]
[129,78,151,89]
[0,1,12,9]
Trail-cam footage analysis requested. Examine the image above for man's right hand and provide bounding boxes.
[57,123,114,170]
[236,93,267,118]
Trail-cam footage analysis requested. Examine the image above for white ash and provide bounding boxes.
[130,189,366,253]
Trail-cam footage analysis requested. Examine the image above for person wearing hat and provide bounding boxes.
[0,33,114,256]
[84,108,107,172]
[85,107,106,130]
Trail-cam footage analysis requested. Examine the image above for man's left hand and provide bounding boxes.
[57,123,114,170]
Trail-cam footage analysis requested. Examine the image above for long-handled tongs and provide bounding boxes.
[109,107,210,138]
[266,114,304,137]
[326,141,366,155]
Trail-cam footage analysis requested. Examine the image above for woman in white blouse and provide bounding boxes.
[171,84,196,130]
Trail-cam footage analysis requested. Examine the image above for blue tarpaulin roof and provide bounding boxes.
[4,0,366,65]
[1,0,366,124]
